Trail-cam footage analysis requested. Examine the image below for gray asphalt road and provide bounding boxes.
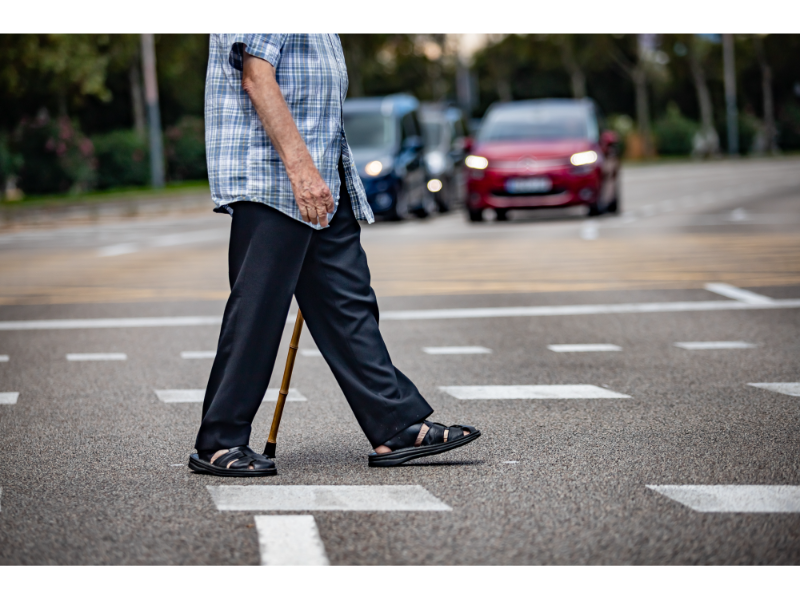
[0,158,799,565]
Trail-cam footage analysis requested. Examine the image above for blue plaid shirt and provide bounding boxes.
[205,34,373,228]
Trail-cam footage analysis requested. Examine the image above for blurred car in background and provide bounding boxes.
[343,94,435,220]
[464,98,620,222]
[419,103,469,212]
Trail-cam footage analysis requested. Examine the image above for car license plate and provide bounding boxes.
[505,177,552,194]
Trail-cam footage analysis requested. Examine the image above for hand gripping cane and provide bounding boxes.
[264,309,304,458]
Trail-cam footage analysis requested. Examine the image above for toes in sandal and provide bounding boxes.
[368,420,481,467]
[189,445,277,477]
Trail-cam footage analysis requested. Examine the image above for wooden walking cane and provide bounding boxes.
[264,309,304,458]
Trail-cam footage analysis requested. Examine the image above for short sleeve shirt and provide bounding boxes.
[204,34,374,229]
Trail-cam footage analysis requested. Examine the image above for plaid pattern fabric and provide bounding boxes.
[205,34,373,228]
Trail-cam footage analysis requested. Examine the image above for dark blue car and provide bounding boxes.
[343,94,435,220]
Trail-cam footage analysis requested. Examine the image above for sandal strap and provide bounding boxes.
[414,423,430,447]
[210,446,271,470]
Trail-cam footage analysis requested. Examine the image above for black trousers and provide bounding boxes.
[195,174,433,451]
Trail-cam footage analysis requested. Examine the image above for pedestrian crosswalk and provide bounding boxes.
[66,353,127,361]
[440,385,630,400]
[647,485,800,513]
[747,382,800,397]
[547,344,622,352]
[674,341,756,350]
[154,388,307,403]
[0,392,19,404]
[423,346,492,355]
[207,485,452,512]
[254,515,329,566]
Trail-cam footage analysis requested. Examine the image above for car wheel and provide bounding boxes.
[413,191,437,219]
[587,202,603,217]
[606,193,620,214]
[388,185,411,221]
[495,208,509,221]
[467,208,484,222]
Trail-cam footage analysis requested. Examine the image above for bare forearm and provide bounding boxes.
[241,50,333,226]
[241,56,312,180]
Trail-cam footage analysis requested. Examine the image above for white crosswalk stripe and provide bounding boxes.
[155,388,307,403]
[0,355,8,362]
[748,382,800,397]
[674,341,756,350]
[180,351,216,359]
[0,392,19,405]
[67,353,127,361]
[422,346,492,355]
[647,485,800,512]
[207,485,452,512]
[254,516,329,566]
[299,349,322,357]
[439,385,630,399]
[548,344,622,352]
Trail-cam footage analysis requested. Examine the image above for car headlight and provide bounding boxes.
[465,155,489,170]
[570,150,598,166]
[365,160,383,177]
[425,151,446,175]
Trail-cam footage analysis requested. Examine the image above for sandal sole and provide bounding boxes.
[188,454,277,477]
[368,430,481,467]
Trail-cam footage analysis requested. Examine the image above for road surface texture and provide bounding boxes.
[0,157,798,565]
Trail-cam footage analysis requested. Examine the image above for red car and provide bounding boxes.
[464,99,620,222]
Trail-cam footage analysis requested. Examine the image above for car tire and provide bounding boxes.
[468,208,484,222]
[606,192,620,214]
[587,202,603,217]
[413,191,437,219]
[388,185,411,221]
[495,208,509,221]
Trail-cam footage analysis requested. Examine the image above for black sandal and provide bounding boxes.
[188,446,277,477]
[368,420,481,467]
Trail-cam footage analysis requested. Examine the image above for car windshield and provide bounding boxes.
[343,112,397,149]
[420,119,447,149]
[478,103,598,142]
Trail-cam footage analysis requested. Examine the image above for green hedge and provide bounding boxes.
[92,129,150,189]
[165,116,207,182]
[653,105,699,156]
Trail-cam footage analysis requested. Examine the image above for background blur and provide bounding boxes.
[0,33,798,200]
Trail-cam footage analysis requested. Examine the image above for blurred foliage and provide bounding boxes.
[165,116,207,182]
[12,112,96,194]
[653,104,699,155]
[2,33,800,197]
[92,129,149,189]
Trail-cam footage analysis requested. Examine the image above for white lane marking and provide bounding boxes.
[422,346,492,355]
[300,349,322,357]
[0,392,19,404]
[155,388,307,403]
[379,299,800,321]
[0,355,8,362]
[181,351,216,359]
[502,461,519,464]
[647,485,800,513]
[4,297,800,331]
[97,243,140,257]
[66,353,127,361]
[548,344,622,352]
[748,382,800,397]
[704,282,774,305]
[728,208,750,221]
[170,464,185,467]
[208,485,452,512]
[580,222,598,240]
[440,385,630,399]
[674,341,757,350]
[98,229,226,257]
[0,486,2,511]
[255,515,329,566]
[0,316,222,331]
